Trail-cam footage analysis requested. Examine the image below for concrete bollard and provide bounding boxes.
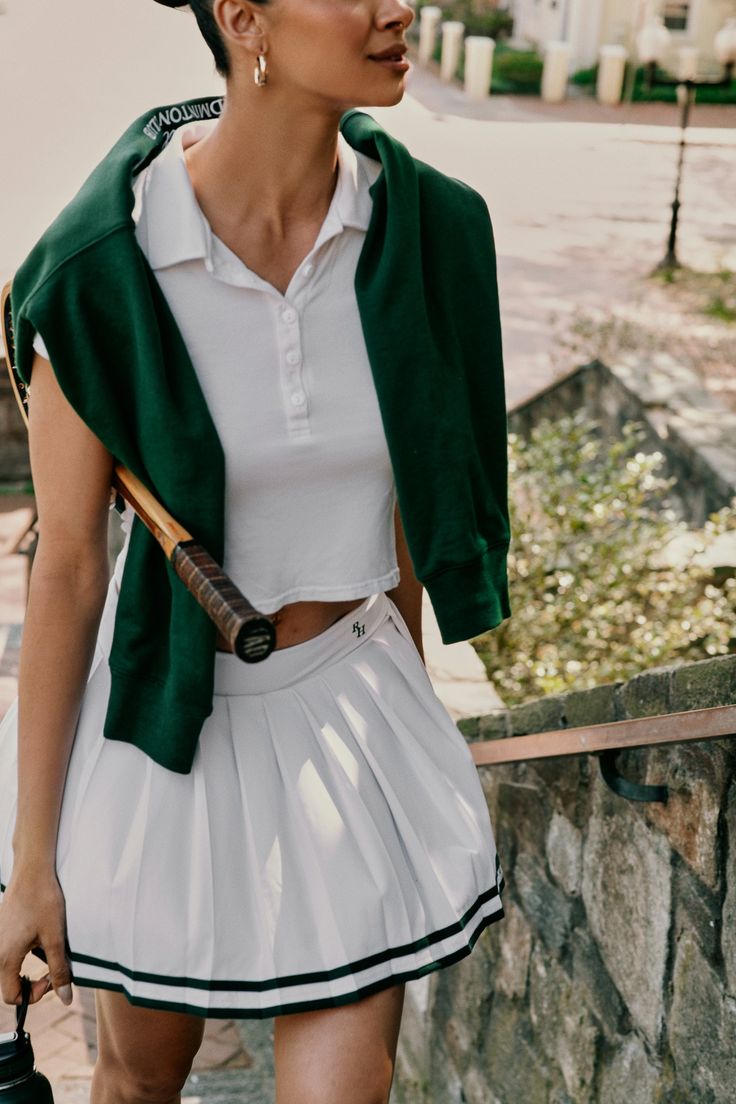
[597,44,628,105]
[418,6,442,66]
[541,40,572,103]
[464,36,495,101]
[676,45,699,80]
[440,21,465,83]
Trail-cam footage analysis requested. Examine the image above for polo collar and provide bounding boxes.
[138,119,374,274]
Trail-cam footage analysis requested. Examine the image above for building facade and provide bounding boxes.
[507,0,736,73]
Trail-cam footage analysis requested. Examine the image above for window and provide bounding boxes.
[662,2,690,32]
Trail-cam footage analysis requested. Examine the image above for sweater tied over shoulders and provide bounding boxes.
[11,95,511,774]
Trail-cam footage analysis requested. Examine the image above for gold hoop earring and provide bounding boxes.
[254,53,268,87]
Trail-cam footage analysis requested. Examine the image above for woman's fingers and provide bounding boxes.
[0,949,27,1005]
[42,938,73,1006]
[0,876,74,1006]
[29,974,54,1004]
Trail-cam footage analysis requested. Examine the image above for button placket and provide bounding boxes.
[277,300,310,433]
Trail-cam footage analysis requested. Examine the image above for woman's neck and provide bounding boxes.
[183,86,347,239]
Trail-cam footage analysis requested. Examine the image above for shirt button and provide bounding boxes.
[290,391,306,407]
[302,263,314,278]
[282,308,297,324]
[286,350,301,366]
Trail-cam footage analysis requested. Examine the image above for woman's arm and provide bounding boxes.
[386,498,425,664]
[0,353,113,1007]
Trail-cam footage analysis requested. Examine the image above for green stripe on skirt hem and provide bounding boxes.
[68,902,505,1019]
[66,869,504,992]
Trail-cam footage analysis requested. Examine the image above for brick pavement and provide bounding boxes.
[0,953,257,1099]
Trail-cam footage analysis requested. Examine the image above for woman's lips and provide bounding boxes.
[369,56,411,72]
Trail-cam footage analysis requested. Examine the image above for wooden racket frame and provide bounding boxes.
[1,281,276,662]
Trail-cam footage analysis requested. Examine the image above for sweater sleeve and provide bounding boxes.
[456,186,512,628]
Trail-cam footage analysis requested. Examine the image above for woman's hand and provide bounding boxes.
[0,867,73,1007]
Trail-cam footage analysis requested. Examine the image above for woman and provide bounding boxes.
[0,1,511,1101]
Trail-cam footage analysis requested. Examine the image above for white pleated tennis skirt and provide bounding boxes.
[0,578,505,1018]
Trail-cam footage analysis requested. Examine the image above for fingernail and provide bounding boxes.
[57,984,73,1006]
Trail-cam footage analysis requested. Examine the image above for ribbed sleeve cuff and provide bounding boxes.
[423,544,511,645]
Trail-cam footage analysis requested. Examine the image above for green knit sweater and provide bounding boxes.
[11,96,511,774]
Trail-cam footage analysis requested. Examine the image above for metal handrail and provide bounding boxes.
[470,704,736,803]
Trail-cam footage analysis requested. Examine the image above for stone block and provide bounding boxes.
[434,949,492,1073]
[597,1036,662,1104]
[528,944,598,1104]
[669,929,736,1100]
[616,666,671,719]
[182,1068,274,1104]
[478,711,511,741]
[510,695,566,737]
[529,753,593,825]
[482,997,565,1104]
[570,928,626,1039]
[671,854,721,962]
[461,1067,499,1104]
[514,851,576,954]
[546,812,583,896]
[670,654,736,711]
[457,716,479,741]
[581,786,671,1045]
[478,763,503,826]
[427,1040,464,1104]
[492,898,532,1000]
[722,782,736,997]
[494,778,549,861]
[643,742,729,889]
[443,1014,474,1077]
[559,682,620,728]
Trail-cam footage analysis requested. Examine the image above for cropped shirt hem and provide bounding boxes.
[247,569,402,614]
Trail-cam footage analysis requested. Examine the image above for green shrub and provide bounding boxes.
[571,62,736,102]
[415,0,513,40]
[492,48,544,91]
[630,65,736,103]
[471,412,736,705]
[571,64,597,86]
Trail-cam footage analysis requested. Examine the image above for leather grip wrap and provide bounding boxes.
[171,540,276,662]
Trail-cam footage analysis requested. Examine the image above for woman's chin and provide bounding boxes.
[350,85,409,110]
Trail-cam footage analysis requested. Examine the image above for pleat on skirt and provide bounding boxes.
[0,578,505,1018]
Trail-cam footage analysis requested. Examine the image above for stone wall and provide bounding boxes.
[392,653,736,1104]
[508,355,736,527]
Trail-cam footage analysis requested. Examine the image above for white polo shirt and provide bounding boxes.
[34,120,400,612]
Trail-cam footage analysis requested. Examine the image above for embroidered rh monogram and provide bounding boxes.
[352,621,366,638]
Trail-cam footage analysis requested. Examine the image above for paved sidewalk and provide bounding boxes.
[403,50,736,136]
[367,59,736,412]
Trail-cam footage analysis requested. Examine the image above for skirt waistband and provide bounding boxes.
[213,592,393,696]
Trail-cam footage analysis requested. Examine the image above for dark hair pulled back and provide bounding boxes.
[153,0,270,79]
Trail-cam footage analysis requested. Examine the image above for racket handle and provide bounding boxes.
[171,540,276,662]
